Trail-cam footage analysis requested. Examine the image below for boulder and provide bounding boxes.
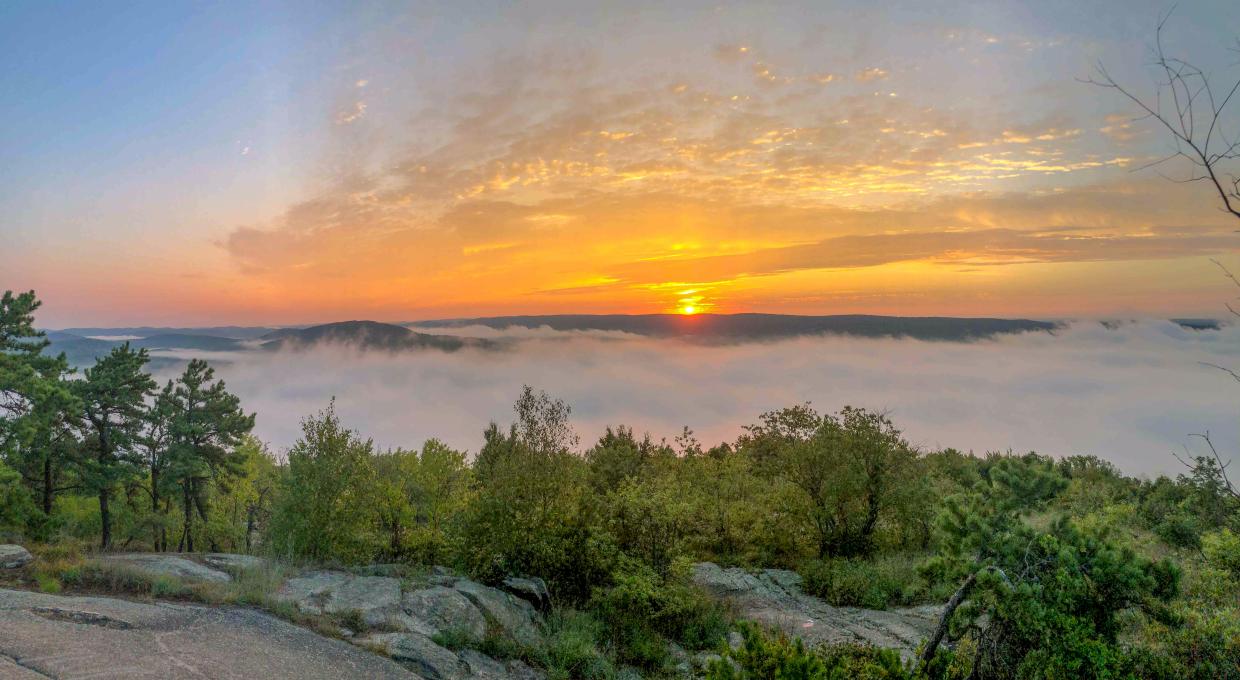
[276,571,401,626]
[274,571,352,615]
[401,585,487,639]
[98,553,230,583]
[505,660,546,680]
[427,565,458,587]
[691,562,942,660]
[458,650,546,680]
[501,576,551,613]
[0,544,33,569]
[203,553,267,571]
[325,575,402,627]
[453,580,541,646]
[361,632,464,680]
[458,649,508,679]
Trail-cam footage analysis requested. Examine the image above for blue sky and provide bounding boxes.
[3,1,1239,326]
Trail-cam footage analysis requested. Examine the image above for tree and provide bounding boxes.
[165,359,254,552]
[464,386,608,601]
[749,405,918,558]
[0,290,78,531]
[267,401,378,563]
[374,439,472,563]
[139,380,176,550]
[203,436,279,553]
[917,454,1178,678]
[73,344,155,549]
[1087,13,1240,225]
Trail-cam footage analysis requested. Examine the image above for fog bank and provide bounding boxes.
[159,321,1239,477]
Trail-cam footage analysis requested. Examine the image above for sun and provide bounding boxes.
[680,304,697,315]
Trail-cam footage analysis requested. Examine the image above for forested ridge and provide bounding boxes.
[2,289,1238,679]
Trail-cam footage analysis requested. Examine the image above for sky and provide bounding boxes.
[3,0,1240,327]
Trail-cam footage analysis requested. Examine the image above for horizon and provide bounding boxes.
[5,1,1240,327]
[39,310,1229,335]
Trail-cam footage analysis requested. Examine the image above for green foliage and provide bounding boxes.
[267,402,380,563]
[201,436,280,553]
[1202,528,1240,576]
[163,358,255,552]
[542,609,618,680]
[590,559,731,669]
[741,405,920,559]
[463,387,612,601]
[707,624,911,680]
[0,459,36,540]
[72,343,156,549]
[800,554,936,609]
[373,439,472,564]
[928,452,1183,679]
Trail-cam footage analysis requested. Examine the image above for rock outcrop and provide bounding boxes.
[202,553,268,571]
[275,567,546,679]
[501,576,551,613]
[692,562,942,659]
[0,588,415,678]
[96,553,231,583]
[0,545,32,570]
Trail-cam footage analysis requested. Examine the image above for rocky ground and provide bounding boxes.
[0,588,415,679]
[691,562,942,660]
[0,545,943,679]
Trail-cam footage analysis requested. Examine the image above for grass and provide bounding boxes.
[799,552,949,610]
[11,542,349,638]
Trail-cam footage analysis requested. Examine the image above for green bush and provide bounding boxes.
[1128,606,1240,680]
[706,623,911,680]
[1202,528,1240,576]
[34,571,61,594]
[800,556,927,609]
[590,559,731,669]
[542,609,617,680]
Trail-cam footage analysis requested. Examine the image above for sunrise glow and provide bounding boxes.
[2,2,1237,328]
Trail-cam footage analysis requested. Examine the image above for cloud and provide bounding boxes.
[855,67,889,82]
[217,44,1238,318]
[180,321,1240,477]
[336,100,367,124]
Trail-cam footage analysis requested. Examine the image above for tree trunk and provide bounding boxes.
[182,483,194,553]
[42,455,54,516]
[151,469,161,551]
[915,566,1010,674]
[99,489,112,550]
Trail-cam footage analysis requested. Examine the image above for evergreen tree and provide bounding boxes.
[138,380,176,550]
[73,344,155,549]
[165,359,254,552]
[0,290,78,532]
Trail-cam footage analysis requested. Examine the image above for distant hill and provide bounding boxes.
[260,321,496,352]
[57,326,276,340]
[44,331,243,368]
[410,313,1060,341]
[43,332,185,371]
[129,334,246,351]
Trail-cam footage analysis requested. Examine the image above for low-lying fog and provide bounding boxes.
[154,321,1239,477]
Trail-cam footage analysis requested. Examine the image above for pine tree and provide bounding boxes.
[165,359,254,552]
[73,344,155,550]
[0,291,79,530]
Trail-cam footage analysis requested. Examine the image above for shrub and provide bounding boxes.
[800,555,927,609]
[150,574,187,598]
[706,623,912,680]
[34,571,61,594]
[1202,528,1240,576]
[590,559,731,669]
[1128,606,1240,680]
[542,609,616,680]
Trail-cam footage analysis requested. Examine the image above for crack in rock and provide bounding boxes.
[29,607,134,629]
